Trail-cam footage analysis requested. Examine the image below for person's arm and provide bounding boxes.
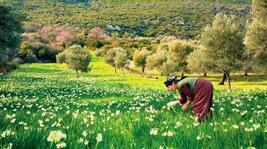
[167,100,180,108]
[178,93,187,104]
[182,99,191,111]
[180,84,195,111]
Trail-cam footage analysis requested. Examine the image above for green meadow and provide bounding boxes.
[0,54,266,149]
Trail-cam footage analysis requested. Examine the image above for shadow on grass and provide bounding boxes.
[17,66,64,74]
[200,74,267,83]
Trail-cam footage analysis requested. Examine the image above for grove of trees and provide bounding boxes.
[0,5,23,71]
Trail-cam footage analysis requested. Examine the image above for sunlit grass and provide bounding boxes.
[0,53,266,149]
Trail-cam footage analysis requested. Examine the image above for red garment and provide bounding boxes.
[178,84,195,104]
[178,79,213,120]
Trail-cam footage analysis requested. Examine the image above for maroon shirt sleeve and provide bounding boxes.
[179,93,187,104]
[179,84,195,103]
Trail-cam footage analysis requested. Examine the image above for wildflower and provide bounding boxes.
[82,131,87,137]
[78,138,84,143]
[252,124,260,130]
[206,135,212,139]
[115,110,120,116]
[1,129,15,138]
[150,128,158,136]
[84,140,89,145]
[175,121,182,128]
[47,130,67,143]
[162,131,174,137]
[72,113,78,119]
[10,118,16,123]
[56,142,66,149]
[38,120,45,127]
[232,125,239,129]
[245,128,253,132]
[241,111,247,116]
[196,136,202,140]
[96,133,102,143]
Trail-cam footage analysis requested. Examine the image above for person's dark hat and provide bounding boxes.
[164,76,178,87]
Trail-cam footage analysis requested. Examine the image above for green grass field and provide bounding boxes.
[0,54,266,149]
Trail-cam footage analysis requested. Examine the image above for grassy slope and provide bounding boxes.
[14,52,267,90]
[6,0,251,38]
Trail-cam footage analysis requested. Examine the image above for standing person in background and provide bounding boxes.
[164,76,213,122]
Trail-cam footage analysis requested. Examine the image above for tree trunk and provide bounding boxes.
[244,70,248,76]
[181,72,184,77]
[114,66,117,73]
[203,72,207,77]
[122,68,125,76]
[141,66,145,74]
[218,70,227,85]
[218,69,232,90]
[76,69,79,78]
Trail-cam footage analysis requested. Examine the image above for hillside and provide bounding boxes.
[6,0,251,39]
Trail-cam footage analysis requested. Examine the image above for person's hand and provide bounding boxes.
[182,104,188,111]
[167,101,178,108]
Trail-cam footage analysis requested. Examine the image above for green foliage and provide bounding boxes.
[95,45,113,57]
[146,44,168,70]
[104,47,129,73]
[0,5,23,68]
[160,61,177,76]
[65,37,88,48]
[244,0,267,72]
[251,0,267,22]
[56,52,66,64]
[18,42,33,58]
[201,13,245,72]
[187,45,213,75]
[24,53,38,64]
[104,48,117,67]
[18,42,58,62]
[87,39,111,50]
[133,47,151,73]
[114,47,128,69]
[92,40,105,48]
[57,45,91,77]
[146,39,194,76]
[6,0,250,39]
[165,40,195,74]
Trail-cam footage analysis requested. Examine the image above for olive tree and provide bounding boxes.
[146,44,168,73]
[187,46,212,76]
[114,47,128,75]
[244,0,267,72]
[163,40,194,76]
[56,45,91,78]
[133,47,151,74]
[201,13,245,89]
[104,47,128,75]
